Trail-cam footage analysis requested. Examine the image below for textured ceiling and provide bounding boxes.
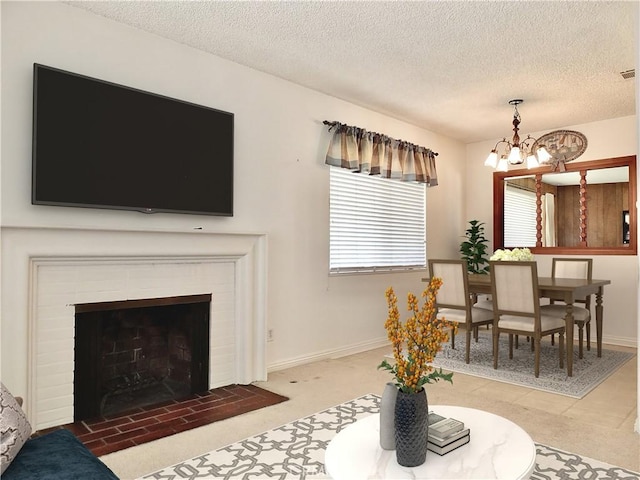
[66,1,637,144]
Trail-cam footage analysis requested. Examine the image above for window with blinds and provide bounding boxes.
[504,183,537,247]
[329,167,426,273]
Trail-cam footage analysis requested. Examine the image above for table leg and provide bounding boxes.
[595,289,604,357]
[565,303,574,377]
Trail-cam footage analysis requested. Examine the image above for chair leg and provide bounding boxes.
[551,334,555,346]
[451,327,456,350]
[493,331,499,370]
[465,330,472,364]
[559,331,565,369]
[578,322,584,359]
[534,337,541,378]
[586,320,591,351]
[508,334,514,359]
[515,335,519,349]
[531,337,534,352]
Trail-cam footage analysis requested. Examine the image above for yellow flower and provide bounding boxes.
[377,277,458,394]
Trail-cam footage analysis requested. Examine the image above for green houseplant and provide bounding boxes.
[459,220,490,274]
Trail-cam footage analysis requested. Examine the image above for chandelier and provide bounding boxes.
[484,99,551,171]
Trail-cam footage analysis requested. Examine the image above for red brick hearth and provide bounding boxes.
[34,384,288,457]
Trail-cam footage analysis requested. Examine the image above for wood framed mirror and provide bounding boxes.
[493,155,637,255]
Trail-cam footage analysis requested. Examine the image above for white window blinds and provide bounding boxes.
[504,184,537,247]
[329,167,426,273]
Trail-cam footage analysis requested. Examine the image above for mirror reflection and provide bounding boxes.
[494,156,636,255]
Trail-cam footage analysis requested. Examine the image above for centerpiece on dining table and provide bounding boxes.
[377,277,458,467]
[490,247,534,261]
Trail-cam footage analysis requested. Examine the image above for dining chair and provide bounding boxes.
[541,257,593,359]
[473,295,493,311]
[428,259,493,364]
[489,260,565,378]
[469,295,493,339]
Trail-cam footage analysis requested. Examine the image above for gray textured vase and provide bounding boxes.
[394,388,428,467]
[379,382,398,450]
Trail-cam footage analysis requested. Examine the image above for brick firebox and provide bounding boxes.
[74,294,211,421]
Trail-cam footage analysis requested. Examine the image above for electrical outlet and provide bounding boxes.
[267,329,274,342]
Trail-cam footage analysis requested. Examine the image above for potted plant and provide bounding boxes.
[459,220,490,274]
[377,278,457,467]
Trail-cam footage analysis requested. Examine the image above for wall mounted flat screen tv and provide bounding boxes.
[32,63,234,216]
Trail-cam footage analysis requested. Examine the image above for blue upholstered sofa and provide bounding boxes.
[1,382,119,480]
[2,428,119,480]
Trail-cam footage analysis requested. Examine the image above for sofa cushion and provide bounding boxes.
[0,382,32,474]
[2,429,119,480]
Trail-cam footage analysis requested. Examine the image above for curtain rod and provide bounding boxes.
[323,120,438,156]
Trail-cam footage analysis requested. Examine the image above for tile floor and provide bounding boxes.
[102,341,638,479]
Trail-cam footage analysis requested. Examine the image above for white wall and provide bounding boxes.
[1,1,467,394]
[465,115,638,347]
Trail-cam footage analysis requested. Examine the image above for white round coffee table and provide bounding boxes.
[325,405,536,479]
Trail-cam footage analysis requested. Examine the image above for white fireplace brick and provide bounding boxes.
[37,407,74,429]
[33,258,241,429]
[37,338,73,361]
[37,267,80,284]
[35,305,72,321]
[36,364,74,391]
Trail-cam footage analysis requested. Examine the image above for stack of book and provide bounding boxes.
[427,412,470,455]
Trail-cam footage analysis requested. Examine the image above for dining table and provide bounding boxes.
[467,274,611,377]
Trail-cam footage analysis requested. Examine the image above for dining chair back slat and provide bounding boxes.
[431,261,468,308]
[428,259,493,364]
[492,262,538,315]
[552,259,591,280]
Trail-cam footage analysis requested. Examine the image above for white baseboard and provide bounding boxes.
[601,334,638,348]
[266,333,636,375]
[267,338,389,373]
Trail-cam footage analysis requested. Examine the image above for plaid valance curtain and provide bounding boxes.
[324,121,439,186]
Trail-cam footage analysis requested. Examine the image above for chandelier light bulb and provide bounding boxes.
[526,153,539,169]
[508,146,522,164]
[497,156,509,172]
[484,150,498,168]
[536,146,552,164]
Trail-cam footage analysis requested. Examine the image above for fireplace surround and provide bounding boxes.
[1,228,267,431]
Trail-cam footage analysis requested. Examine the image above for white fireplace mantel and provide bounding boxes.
[1,227,268,430]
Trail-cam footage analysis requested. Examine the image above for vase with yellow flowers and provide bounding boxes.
[377,277,458,467]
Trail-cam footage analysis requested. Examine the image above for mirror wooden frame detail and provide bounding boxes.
[493,155,637,255]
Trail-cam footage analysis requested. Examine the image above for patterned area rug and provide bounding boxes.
[430,332,634,398]
[139,394,640,480]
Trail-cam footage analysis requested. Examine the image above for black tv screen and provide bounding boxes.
[32,63,234,216]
